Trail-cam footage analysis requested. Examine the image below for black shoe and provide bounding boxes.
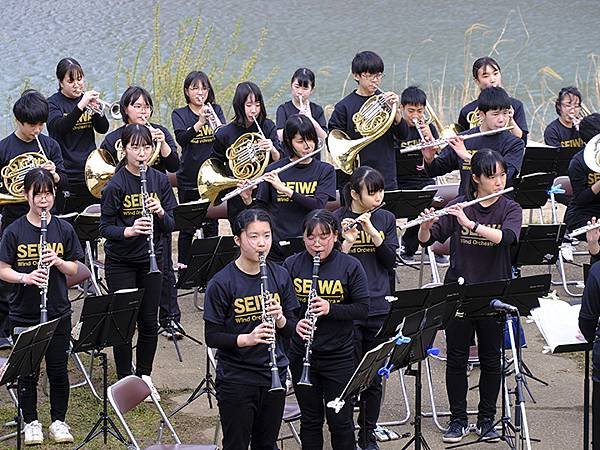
[443,420,468,443]
[476,419,500,442]
[399,251,416,264]
[357,432,379,450]
[434,253,449,266]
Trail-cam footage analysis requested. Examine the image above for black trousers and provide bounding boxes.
[159,235,180,326]
[289,350,356,450]
[397,178,434,256]
[592,342,600,449]
[11,315,71,423]
[354,315,386,442]
[445,315,503,423]
[105,256,163,379]
[216,379,286,450]
[177,189,218,266]
[63,181,99,214]
[0,281,13,338]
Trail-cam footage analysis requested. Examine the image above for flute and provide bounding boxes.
[567,222,600,239]
[399,187,514,230]
[342,202,386,232]
[399,126,514,154]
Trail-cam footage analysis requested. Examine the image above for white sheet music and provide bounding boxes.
[530,298,589,353]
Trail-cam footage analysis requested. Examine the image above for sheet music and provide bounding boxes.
[530,297,589,353]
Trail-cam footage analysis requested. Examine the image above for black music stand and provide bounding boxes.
[449,275,548,450]
[173,200,210,232]
[520,145,579,177]
[278,237,305,261]
[513,172,555,212]
[73,212,103,295]
[72,289,143,449]
[513,224,565,270]
[0,319,59,450]
[383,189,437,220]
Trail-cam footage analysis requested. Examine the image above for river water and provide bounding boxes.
[1,0,598,139]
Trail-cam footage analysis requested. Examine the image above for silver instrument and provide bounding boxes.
[398,126,514,154]
[204,103,223,130]
[342,202,386,232]
[258,252,285,392]
[86,98,122,120]
[298,252,320,387]
[567,222,600,240]
[39,208,49,323]
[399,187,514,230]
[583,133,600,173]
[139,163,160,274]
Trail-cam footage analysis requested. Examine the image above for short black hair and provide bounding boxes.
[291,68,315,89]
[282,114,318,158]
[115,124,153,172]
[477,86,511,113]
[555,86,582,116]
[472,56,501,79]
[24,167,55,196]
[579,113,600,144]
[467,149,507,200]
[119,86,154,124]
[401,86,427,107]
[351,51,384,76]
[302,209,341,250]
[342,165,384,208]
[183,71,215,104]
[232,208,272,237]
[56,57,84,89]
[13,89,48,124]
[231,82,266,127]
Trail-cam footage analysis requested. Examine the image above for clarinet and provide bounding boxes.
[298,252,320,387]
[139,162,160,274]
[39,208,49,323]
[258,252,285,392]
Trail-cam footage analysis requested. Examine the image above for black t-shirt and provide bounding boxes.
[99,166,177,262]
[203,260,300,386]
[580,262,600,342]
[427,195,522,284]
[333,207,399,316]
[283,249,369,357]
[543,118,584,149]
[458,97,528,145]
[276,100,328,137]
[0,133,68,230]
[47,91,110,183]
[395,118,438,185]
[0,215,83,323]
[171,104,226,190]
[566,150,600,230]
[100,124,180,174]
[424,127,524,195]
[328,90,401,190]
[255,157,336,239]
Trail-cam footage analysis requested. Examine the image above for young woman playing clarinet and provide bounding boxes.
[171,71,225,264]
[245,114,335,262]
[275,68,328,143]
[283,209,369,450]
[47,57,110,213]
[211,81,283,224]
[333,167,399,449]
[99,125,177,393]
[417,149,522,444]
[203,208,299,450]
[0,168,83,445]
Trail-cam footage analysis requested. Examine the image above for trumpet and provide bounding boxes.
[203,103,222,130]
[398,126,514,154]
[87,98,122,121]
[399,187,514,230]
[298,252,320,387]
[342,202,386,232]
[567,221,600,240]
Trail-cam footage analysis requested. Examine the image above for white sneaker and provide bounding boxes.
[48,420,74,443]
[141,375,161,402]
[23,420,43,445]
[561,243,574,262]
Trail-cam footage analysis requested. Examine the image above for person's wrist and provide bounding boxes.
[18,273,26,284]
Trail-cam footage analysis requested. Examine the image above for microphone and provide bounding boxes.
[489,299,518,314]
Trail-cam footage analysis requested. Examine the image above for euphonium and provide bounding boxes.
[327,92,397,174]
[85,148,117,198]
[139,162,160,274]
[39,208,49,323]
[258,252,285,392]
[298,252,320,387]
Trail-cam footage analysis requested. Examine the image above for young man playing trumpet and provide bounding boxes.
[328,50,403,191]
[422,87,524,196]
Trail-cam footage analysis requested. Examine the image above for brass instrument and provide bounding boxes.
[197,118,270,204]
[144,121,163,167]
[399,187,514,230]
[423,104,462,139]
[568,103,592,131]
[0,136,50,201]
[327,91,397,174]
[298,252,320,387]
[85,148,117,198]
[139,162,160,274]
[583,133,600,173]
[87,98,122,121]
[204,103,223,130]
[398,126,514,154]
[258,252,285,392]
[39,208,49,323]
[466,107,482,129]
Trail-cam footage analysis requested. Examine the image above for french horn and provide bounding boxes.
[0,151,50,203]
[584,133,600,174]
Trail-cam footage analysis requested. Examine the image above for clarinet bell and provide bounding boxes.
[269,368,285,393]
[298,364,312,387]
[148,253,160,274]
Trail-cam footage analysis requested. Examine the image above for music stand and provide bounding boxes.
[383,189,437,220]
[278,237,305,261]
[0,319,59,450]
[72,289,143,449]
[520,145,579,177]
[513,224,565,269]
[73,212,103,295]
[513,172,555,212]
[173,200,210,232]
[449,275,548,450]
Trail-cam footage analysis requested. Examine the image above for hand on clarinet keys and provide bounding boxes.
[145,197,164,217]
[309,296,330,317]
[41,246,62,268]
[245,322,275,346]
[24,268,48,287]
[265,298,283,321]
[130,216,153,236]
[296,318,314,341]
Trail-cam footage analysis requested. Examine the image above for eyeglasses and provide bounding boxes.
[188,85,206,91]
[126,144,153,153]
[34,192,54,200]
[131,103,152,112]
[361,73,384,81]
[561,102,581,109]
